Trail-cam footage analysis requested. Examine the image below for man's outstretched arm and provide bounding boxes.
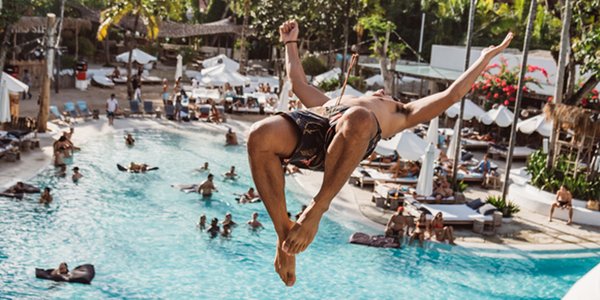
[402,33,514,128]
[280,20,329,108]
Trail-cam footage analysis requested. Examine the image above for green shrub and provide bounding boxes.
[77,37,96,59]
[486,195,520,217]
[302,55,328,77]
[452,180,468,193]
[318,77,340,92]
[526,150,600,200]
[61,54,76,69]
[347,75,366,92]
[180,46,197,65]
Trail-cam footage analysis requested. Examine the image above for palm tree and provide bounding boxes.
[97,0,160,100]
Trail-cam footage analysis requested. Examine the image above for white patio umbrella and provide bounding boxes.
[202,54,239,71]
[2,72,28,93]
[447,121,461,161]
[277,80,292,112]
[426,117,439,147]
[312,68,341,86]
[175,54,183,81]
[445,99,486,120]
[324,85,364,98]
[479,105,516,127]
[517,114,553,137]
[115,48,157,65]
[200,64,249,87]
[375,130,440,161]
[416,143,436,196]
[0,81,10,123]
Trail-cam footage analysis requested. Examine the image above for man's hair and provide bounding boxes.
[208,173,214,178]
[110,93,115,98]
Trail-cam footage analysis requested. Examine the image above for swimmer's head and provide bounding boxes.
[207,174,214,180]
[397,206,404,213]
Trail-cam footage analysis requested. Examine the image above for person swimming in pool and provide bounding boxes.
[225,128,239,146]
[222,212,237,228]
[39,187,53,204]
[221,223,232,238]
[197,162,210,172]
[248,212,264,230]
[125,133,135,146]
[197,174,218,197]
[246,19,513,286]
[128,162,148,173]
[207,218,220,238]
[224,166,238,180]
[198,214,207,231]
[72,167,83,182]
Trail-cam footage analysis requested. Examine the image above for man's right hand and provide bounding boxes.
[279,20,299,43]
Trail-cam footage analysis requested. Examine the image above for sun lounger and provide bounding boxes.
[92,75,115,88]
[462,138,490,150]
[77,100,93,119]
[64,102,79,119]
[192,88,221,101]
[112,76,127,84]
[49,106,64,121]
[141,75,162,84]
[143,101,154,116]
[359,160,395,168]
[353,167,418,188]
[488,144,535,160]
[129,100,143,116]
[456,170,485,183]
[405,199,493,225]
[374,181,456,205]
[232,106,261,114]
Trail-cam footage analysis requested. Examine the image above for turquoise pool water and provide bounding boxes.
[0,128,597,299]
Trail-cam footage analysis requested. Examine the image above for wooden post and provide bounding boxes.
[37,13,57,133]
[547,0,571,169]
[501,0,538,202]
[75,27,79,60]
[238,0,250,75]
[451,0,476,189]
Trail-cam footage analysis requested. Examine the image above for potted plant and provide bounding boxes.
[486,195,520,222]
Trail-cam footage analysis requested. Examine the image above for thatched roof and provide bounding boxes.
[12,17,92,34]
[69,2,245,38]
[544,103,600,137]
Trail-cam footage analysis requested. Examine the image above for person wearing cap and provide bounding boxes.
[225,128,238,146]
[385,206,411,245]
[72,167,83,182]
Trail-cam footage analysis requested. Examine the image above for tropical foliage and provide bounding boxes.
[486,195,520,217]
[471,58,548,109]
[526,150,600,200]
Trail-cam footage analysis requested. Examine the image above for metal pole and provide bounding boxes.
[451,0,476,189]
[418,13,425,62]
[501,0,538,202]
[547,0,571,168]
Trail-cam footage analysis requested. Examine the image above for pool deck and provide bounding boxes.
[3,116,600,253]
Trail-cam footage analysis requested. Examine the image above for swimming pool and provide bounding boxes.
[0,127,597,299]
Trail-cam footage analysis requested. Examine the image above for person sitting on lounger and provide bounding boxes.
[209,102,222,124]
[475,154,492,176]
[125,133,135,146]
[429,212,456,245]
[432,177,453,202]
[197,174,218,197]
[224,166,238,180]
[111,67,121,79]
[226,128,239,146]
[207,218,220,238]
[39,187,53,204]
[198,214,207,231]
[390,161,420,178]
[409,212,429,247]
[240,187,260,204]
[248,212,264,230]
[385,207,410,245]
[72,167,83,182]
[549,185,574,225]
[50,262,70,278]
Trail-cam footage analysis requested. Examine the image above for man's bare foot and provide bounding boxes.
[282,202,325,254]
[274,241,296,286]
[548,218,552,222]
[567,220,572,225]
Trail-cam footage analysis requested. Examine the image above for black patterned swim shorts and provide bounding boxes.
[280,105,382,171]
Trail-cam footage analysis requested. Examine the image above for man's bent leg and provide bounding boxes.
[248,116,298,286]
[283,107,377,254]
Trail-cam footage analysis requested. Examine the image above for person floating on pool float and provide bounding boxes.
[125,133,135,146]
[248,212,263,230]
[225,128,239,146]
[246,19,514,286]
[196,162,210,172]
[207,218,220,238]
[72,167,83,182]
[197,174,218,197]
[198,214,207,231]
[39,187,53,204]
[223,166,238,180]
[50,262,70,279]
[239,187,261,204]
